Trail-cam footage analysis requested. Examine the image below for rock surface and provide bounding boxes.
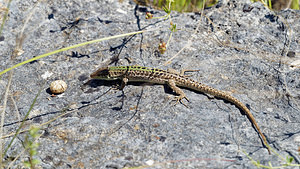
[0,0,299,168]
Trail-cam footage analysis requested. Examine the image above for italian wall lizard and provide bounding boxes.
[90,65,270,153]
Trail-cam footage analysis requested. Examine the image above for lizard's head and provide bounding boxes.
[90,67,118,80]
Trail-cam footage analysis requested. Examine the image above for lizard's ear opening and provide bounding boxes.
[90,67,109,79]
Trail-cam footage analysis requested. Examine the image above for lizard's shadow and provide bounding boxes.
[86,78,183,96]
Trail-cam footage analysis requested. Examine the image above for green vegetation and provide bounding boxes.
[23,126,41,169]
[136,0,299,12]
[244,148,300,168]
[251,0,299,10]
[135,0,218,12]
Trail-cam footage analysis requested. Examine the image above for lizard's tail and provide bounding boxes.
[187,80,271,154]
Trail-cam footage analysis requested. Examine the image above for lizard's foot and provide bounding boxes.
[180,69,200,77]
[167,68,200,77]
[111,84,121,90]
[111,81,126,90]
[167,68,181,75]
[172,94,190,107]
[111,77,127,90]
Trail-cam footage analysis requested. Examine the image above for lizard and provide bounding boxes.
[90,65,271,153]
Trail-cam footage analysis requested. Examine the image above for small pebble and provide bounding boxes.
[145,159,154,166]
[50,80,67,94]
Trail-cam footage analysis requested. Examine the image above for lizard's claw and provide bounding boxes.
[173,95,189,108]
[111,84,122,90]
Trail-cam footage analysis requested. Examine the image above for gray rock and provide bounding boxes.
[0,0,299,168]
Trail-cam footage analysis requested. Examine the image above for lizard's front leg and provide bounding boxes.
[167,79,189,107]
[112,77,128,90]
[120,77,128,90]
